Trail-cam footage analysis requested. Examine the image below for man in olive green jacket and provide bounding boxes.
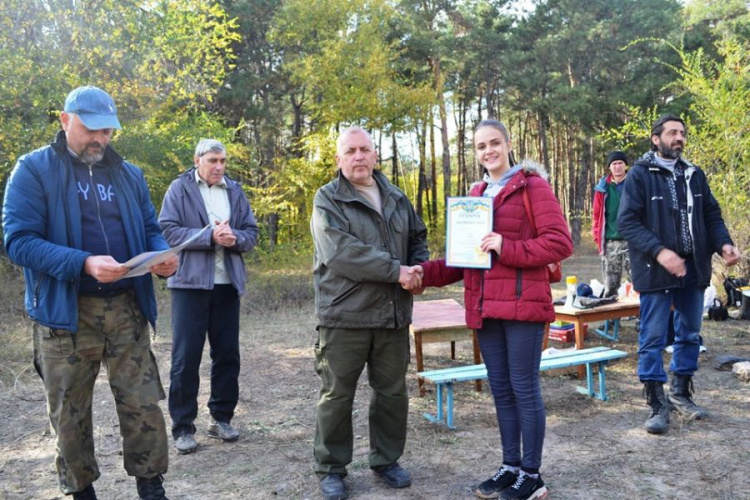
[311,127,429,500]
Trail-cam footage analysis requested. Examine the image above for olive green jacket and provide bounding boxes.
[311,169,429,329]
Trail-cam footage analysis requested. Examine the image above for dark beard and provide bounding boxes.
[658,142,682,160]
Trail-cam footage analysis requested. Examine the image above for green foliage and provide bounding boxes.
[247,131,336,248]
[212,0,289,169]
[271,0,433,131]
[509,0,683,131]
[2,0,747,263]
[684,0,750,43]
[675,37,750,275]
[0,0,240,202]
[597,104,661,155]
[143,1,240,104]
[116,110,246,211]
[604,32,750,275]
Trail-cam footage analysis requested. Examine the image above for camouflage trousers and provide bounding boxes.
[33,290,168,494]
[601,239,631,297]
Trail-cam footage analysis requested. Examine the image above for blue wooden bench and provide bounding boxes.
[595,318,621,341]
[417,346,628,429]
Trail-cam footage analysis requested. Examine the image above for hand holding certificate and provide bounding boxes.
[117,224,211,280]
[446,197,493,269]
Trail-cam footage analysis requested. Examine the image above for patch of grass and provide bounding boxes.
[0,323,34,389]
[243,252,315,314]
[438,436,459,445]
[0,257,35,389]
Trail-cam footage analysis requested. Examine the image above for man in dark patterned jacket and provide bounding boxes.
[618,114,740,435]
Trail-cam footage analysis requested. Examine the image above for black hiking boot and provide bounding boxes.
[643,381,670,434]
[320,473,348,500]
[372,462,412,488]
[668,374,709,420]
[72,484,97,500]
[136,475,169,500]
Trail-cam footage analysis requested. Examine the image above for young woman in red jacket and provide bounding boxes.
[414,120,572,500]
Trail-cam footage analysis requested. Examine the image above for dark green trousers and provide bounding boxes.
[313,326,410,477]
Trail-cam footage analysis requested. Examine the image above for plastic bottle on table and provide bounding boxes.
[564,276,577,308]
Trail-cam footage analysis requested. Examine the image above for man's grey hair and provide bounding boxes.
[336,127,374,154]
[195,138,226,157]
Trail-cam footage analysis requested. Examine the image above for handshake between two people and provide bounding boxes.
[399,265,425,295]
[395,232,504,296]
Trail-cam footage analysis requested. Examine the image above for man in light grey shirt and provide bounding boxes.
[159,139,259,454]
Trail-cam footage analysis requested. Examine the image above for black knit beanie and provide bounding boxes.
[607,151,628,167]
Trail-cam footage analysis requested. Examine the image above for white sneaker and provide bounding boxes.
[664,345,707,354]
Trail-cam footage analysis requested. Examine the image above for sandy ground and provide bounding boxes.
[1,248,749,500]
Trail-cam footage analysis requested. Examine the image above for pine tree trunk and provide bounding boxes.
[430,111,438,222]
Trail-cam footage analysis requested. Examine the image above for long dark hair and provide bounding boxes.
[475,119,517,174]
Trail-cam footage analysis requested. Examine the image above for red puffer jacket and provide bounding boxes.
[421,164,573,328]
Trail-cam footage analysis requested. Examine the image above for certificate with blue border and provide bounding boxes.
[446,197,493,269]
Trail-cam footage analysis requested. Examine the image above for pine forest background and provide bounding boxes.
[1,0,749,276]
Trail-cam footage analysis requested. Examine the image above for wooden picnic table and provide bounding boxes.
[545,296,640,377]
[410,299,482,396]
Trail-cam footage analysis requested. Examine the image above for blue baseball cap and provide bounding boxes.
[63,86,121,130]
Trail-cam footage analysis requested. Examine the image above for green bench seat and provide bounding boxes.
[417,346,628,429]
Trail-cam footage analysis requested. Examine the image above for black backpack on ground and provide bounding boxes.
[707,299,729,321]
[723,276,748,308]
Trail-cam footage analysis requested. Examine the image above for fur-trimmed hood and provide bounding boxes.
[517,159,549,180]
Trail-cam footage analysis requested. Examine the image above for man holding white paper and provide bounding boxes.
[2,85,176,499]
[158,139,259,455]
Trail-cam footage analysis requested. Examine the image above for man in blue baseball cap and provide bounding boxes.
[2,85,177,499]
[64,85,122,130]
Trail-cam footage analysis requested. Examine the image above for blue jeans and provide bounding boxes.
[169,285,241,438]
[477,319,546,473]
[638,285,704,383]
